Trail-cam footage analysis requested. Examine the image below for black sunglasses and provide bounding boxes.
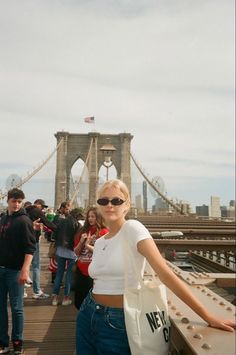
[97,198,125,206]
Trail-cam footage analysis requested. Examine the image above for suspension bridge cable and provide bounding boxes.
[69,138,93,205]
[0,139,63,200]
[130,152,184,215]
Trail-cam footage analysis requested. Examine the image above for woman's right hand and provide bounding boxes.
[85,233,94,252]
[81,233,87,242]
[74,233,87,255]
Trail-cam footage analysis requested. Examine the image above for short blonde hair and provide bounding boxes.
[97,179,131,207]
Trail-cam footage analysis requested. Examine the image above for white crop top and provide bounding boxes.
[88,219,152,295]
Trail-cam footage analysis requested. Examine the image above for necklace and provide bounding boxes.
[102,238,111,251]
[102,234,113,251]
[102,240,111,251]
[102,243,108,251]
[101,221,125,251]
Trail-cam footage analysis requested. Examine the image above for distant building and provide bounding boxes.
[142,181,147,213]
[228,206,235,218]
[229,200,235,207]
[221,204,235,218]
[135,194,143,212]
[220,206,228,218]
[179,200,191,215]
[210,196,221,218]
[196,204,209,217]
[152,197,169,214]
[156,197,168,210]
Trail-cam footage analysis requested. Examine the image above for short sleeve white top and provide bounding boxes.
[88,219,152,295]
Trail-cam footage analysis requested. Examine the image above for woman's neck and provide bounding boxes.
[105,219,126,238]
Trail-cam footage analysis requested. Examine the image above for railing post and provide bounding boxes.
[209,250,213,260]
[225,251,230,267]
[216,251,221,263]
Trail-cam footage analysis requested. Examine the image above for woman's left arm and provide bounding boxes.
[138,238,235,332]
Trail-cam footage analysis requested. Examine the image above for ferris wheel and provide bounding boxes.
[5,174,22,191]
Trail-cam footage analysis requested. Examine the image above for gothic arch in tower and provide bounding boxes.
[54,131,133,208]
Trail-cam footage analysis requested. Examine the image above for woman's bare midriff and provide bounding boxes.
[92,293,124,308]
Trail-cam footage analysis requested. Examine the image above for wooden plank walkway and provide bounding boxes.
[12,237,77,354]
[7,236,235,354]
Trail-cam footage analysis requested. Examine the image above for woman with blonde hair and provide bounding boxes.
[76,179,235,355]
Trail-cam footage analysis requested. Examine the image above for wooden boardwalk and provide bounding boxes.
[7,236,235,355]
[12,238,77,355]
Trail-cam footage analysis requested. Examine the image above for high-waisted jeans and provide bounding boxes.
[76,291,131,355]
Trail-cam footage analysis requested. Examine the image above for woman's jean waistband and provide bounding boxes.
[84,290,124,315]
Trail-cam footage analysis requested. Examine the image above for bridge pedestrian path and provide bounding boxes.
[17,237,77,355]
[8,236,235,354]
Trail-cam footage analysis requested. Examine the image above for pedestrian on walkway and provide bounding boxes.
[0,188,36,355]
[73,207,108,310]
[22,201,33,299]
[52,208,82,306]
[25,199,56,299]
[48,201,72,285]
[44,207,55,242]
[53,201,71,226]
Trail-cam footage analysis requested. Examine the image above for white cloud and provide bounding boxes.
[0,0,234,207]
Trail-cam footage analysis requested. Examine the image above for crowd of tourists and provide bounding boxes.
[0,181,235,355]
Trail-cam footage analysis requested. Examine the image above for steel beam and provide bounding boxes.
[154,239,236,253]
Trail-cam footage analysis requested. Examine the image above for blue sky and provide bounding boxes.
[0,0,235,209]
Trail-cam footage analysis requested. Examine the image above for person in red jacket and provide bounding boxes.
[73,207,108,310]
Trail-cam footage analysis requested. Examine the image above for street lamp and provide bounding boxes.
[100,140,116,181]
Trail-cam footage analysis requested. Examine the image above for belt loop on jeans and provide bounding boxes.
[88,291,107,311]
[88,289,96,305]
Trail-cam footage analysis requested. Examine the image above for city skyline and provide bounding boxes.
[0,171,234,213]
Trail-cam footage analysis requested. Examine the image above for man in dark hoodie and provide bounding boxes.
[0,188,36,355]
[25,199,56,299]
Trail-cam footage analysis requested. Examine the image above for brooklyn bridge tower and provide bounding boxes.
[54,131,133,208]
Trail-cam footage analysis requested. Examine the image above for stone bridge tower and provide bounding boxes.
[54,131,133,208]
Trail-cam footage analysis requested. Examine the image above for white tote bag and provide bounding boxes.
[123,239,171,355]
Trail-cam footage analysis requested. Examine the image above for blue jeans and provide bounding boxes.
[52,257,75,296]
[76,292,131,355]
[0,267,24,347]
[32,242,40,294]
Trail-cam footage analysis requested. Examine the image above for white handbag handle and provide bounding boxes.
[122,234,157,289]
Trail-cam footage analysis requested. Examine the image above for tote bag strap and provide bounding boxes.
[122,233,144,289]
[144,260,156,279]
[122,233,158,289]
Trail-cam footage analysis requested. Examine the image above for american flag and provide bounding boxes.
[84,116,95,123]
